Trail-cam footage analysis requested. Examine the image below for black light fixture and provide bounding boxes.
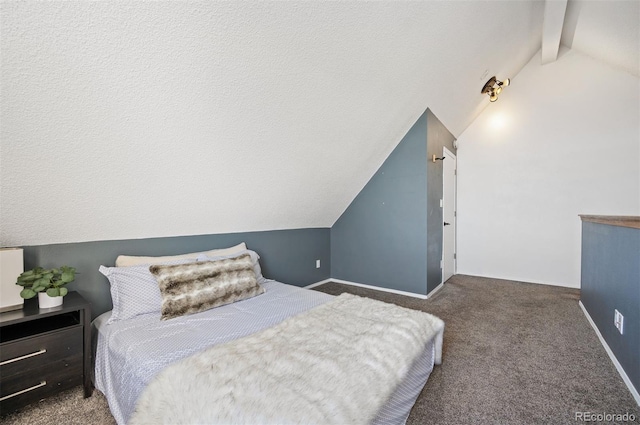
[481,76,510,102]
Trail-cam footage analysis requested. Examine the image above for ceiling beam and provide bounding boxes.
[541,0,569,64]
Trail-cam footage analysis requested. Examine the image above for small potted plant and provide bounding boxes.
[15,266,77,308]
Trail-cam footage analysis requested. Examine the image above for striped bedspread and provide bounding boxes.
[129,293,444,425]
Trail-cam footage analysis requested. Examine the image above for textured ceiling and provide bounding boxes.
[561,0,640,77]
[3,1,637,247]
[1,1,544,245]
[28,0,640,245]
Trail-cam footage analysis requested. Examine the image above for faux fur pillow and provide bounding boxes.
[196,249,264,281]
[149,254,265,320]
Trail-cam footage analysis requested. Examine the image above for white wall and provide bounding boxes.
[456,48,640,288]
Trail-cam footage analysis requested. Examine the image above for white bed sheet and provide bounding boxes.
[94,280,434,424]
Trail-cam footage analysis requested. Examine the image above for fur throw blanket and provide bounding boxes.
[130,293,444,425]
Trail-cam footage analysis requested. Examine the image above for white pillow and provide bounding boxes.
[99,259,195,323]
[196,249,264,281]
[115,242,247,267]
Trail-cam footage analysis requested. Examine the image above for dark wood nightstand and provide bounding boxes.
[0,291,92,414]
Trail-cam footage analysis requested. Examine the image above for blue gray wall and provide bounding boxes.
[331,109,456,295]
[22,228,330,318]
[330,110,427,294]
[20,108,456,319]
[425,110,456,292]
[581,222,639,393]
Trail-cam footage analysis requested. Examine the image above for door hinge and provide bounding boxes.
[454,253,457,259]
[454,211,456,217]
[454,169,457,175]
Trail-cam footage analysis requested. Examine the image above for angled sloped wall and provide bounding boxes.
[330,109,455,296]
[1,2,542,248]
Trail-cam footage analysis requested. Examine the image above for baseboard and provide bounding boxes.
[427,282,444,299]
[579,301,640,406]
[456,271,579,290]
[326,278,429,299]
[304,279,332,289]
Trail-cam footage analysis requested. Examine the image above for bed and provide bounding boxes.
[93,246,443,425]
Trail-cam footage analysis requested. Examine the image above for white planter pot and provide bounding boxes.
[38,292,64,309]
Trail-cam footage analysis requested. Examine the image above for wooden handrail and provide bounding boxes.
[579,215,640,229]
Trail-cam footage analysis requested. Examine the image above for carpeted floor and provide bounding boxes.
[316,275,640,424]
[2,274,638,424]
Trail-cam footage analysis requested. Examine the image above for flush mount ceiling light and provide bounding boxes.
[481,76,510,102]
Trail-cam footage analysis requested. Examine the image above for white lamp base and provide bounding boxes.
[1,248,24,312]
[0,302,24,313]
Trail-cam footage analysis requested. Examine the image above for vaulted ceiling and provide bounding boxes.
[0,1,636,246]
[561,0,639,77]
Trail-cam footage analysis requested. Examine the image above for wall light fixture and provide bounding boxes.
[481,76,510,102]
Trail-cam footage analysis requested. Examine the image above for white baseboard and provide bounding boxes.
[579,301,640,406]
[304,279,332,289]
[427,282,444,298]
[456,271,579,289]
[306,278,445,300]
[325,278,429,299]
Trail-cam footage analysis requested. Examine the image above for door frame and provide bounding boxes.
[441,146,457,284]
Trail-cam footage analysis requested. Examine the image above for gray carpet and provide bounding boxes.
[2,274,638,424]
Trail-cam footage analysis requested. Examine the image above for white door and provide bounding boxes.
[442,147,456,283]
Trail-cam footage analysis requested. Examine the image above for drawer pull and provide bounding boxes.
[0,381,46,401]
[0,349,47,366]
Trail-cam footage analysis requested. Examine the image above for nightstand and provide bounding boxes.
[0,291,92,414]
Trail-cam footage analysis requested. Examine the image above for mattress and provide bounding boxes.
[93,280,434,424]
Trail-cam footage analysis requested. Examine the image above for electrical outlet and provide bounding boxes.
[614,309,624,334]
[316,259,321,269]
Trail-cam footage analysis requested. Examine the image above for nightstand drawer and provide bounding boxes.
[0,325,82,379]
[0,291,92,414]
[0,354,82,397]
[0,355,82,413]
